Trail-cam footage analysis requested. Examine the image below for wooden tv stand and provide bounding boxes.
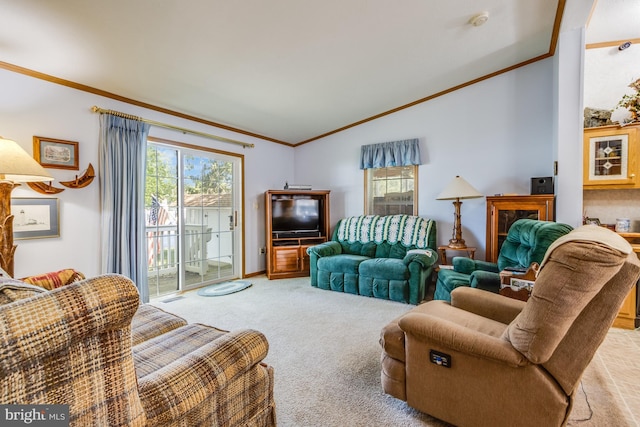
[265,190,330,279]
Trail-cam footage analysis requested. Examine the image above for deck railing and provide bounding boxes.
[147,225,178,273]
[147,224,212,275]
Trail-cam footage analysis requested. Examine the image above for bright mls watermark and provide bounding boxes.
[0,405,69,426]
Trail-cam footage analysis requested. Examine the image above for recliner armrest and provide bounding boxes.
[306,241,342,257]
[450,287,525,324]
[469,270,502,293]
[402,249,438,268]
[398,312,529,367]
[453,257,499,274]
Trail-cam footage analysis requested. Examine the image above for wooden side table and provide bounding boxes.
[437,246,476,265]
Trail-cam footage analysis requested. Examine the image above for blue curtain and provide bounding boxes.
[99,114,151,302]
[360,138,421,169]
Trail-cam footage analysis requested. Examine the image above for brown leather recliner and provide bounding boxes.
[380,225,640,427]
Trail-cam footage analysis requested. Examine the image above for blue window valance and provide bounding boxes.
[359,138,421,169]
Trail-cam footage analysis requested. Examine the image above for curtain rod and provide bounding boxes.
[91,106,254,149]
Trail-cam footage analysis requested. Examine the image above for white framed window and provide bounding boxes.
[364,165,418,215]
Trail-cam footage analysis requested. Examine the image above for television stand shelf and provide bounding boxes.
[265,190,330,279]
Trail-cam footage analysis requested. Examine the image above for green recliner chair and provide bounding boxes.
[434,219,573,302]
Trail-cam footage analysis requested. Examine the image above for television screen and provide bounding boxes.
[272,198,320,233]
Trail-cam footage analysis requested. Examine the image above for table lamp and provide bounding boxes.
[436,175,483,249]
[0,137,53,276]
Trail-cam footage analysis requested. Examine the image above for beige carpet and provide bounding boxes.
[153,276,630,427]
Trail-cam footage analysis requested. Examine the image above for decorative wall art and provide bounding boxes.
[11,198,60,240]
[33,136,79,170]
[60,163,95,189]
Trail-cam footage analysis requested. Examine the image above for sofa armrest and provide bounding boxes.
[398,312,529,367]
[403,249,438,268]
[469,270,502,293]
[450,287,525,324]
[137,328,270,425]
[0,274,139,373]
[453,257,499,274]
[306,241,342,257]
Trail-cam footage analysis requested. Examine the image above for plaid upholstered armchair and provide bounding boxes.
[0,274,276,427]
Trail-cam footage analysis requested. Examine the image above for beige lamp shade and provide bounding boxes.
[0,137,53,278]
[0,137,53,182]
[436,175,483,200]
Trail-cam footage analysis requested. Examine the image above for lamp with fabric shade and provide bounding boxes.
[0,137,53,277]
[436,175,483,249]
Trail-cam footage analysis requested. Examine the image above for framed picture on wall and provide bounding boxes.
[11,198,60,240]
[33,136,79,170]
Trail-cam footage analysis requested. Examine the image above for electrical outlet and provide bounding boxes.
[259,247,266,254]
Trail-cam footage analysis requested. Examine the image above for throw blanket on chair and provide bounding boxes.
[337,215,433,249]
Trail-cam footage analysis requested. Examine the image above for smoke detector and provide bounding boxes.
[469,12,489,27]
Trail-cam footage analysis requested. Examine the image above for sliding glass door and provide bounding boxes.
[146,141,242,299]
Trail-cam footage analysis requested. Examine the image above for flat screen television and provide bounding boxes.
[272,198,320,234]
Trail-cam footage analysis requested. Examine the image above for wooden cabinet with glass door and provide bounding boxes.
[485,195,555,263]
[583,124,639,189]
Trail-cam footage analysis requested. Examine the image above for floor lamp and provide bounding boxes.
[436,175,483,249]
[0,137,53,277]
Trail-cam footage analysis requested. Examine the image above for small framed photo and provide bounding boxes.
[584,217,601,226]
[33,136,79,170]
[11,198,60,240]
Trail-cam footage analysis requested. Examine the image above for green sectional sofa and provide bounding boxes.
[307,215,437,304]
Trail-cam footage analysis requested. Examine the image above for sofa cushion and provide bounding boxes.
[374,241,410,259]
[339,241,377,257]
[318,254,370,274]
[131,304,189,346]
[133,323,229,378]
[359,258,408,280]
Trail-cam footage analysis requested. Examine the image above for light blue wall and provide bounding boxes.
[294,58,567,260]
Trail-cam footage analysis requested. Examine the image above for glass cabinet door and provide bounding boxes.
[496,209,541,254]
[584,126,637,187]
[588,134,628,180]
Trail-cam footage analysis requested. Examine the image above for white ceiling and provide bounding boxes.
[0,1,630,145]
